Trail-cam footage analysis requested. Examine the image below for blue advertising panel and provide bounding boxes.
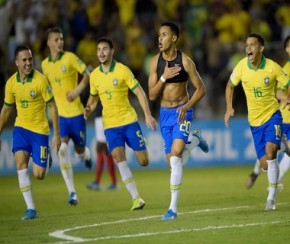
[0,118,256,175]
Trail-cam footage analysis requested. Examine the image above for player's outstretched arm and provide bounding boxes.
[224,81,235,128]
[133,85,157,131]
[84,95,99,120]
[47,99,61,152]
[66,70,90,102]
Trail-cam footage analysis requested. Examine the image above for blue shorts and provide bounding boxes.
[160,104,193,154]
[12,127,49,168]
[59,114,86,147]
[104,122,146,153]
[282,123,290,140]
[251,110,282,159]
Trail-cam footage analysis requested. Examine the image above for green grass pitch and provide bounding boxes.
[1,165,290,243]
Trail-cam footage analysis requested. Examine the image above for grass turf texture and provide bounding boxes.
[1,166,290,243]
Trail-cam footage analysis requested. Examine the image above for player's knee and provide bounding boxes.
[137,154,149,166]
[33,170,45,180]
[170,149,183,158]
[140,158,149,167]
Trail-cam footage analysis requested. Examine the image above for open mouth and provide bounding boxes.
[247,52,253,60]
[159,43,162,49]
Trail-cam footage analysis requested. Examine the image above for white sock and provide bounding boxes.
[117,161,139,199]
[253,159,262,175]
[75,146,91,161]
[59,143,76,194]
[278,153,290,182]
[169,156,183,213]
[266,159,279,201]
[18,168,35,210]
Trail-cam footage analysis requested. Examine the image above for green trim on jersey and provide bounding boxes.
[16,69,34,82]
[131,82,140,91]
[48,52,64,62]
[247,56,266,70]
[100,60,116,73]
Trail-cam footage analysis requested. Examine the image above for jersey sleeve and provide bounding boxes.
[4,78,14,105]
[229,61,242,87]
[41,76,54,103]
[71,52,88,75]
[123,65,139,91]
[276,62,290,90]
[89,72,98,96]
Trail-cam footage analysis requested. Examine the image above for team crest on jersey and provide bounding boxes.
[61,66,67,73]
[113,79,118,86]
[30,90,36,98]
[46,85,52,94]
[264,77,270,85]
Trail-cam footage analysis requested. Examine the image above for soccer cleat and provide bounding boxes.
[130,197,145,211]
[265,199,276,210]
[192,129,209,153]
[86,181,101,190]
[85,158,92,170]
[161,209,177,220]
[68,192,79,206]
[246,172,259,189]
[106,184,118,191]
[22,209,38,220]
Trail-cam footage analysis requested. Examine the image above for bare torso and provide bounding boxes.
[160,82,188,107]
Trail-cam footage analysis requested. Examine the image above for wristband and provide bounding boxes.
[160,76,166,83]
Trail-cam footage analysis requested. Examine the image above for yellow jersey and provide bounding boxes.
[230,56,290,126]
[90,60,139,129]
[279,59,290,123]
[41,51,88,117]
[4,69,53,135]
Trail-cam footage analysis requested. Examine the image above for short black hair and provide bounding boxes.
[161,22,180,39]
[97,36,114,49]
[247,33,265,46]
[14,45,31,59]
[46,26,63,40]
[284,35,290,49]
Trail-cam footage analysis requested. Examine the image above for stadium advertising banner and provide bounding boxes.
[0,118,256,175]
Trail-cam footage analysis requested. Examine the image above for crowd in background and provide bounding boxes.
[0,0,290,121]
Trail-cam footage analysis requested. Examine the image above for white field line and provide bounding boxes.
[49,205,287,243]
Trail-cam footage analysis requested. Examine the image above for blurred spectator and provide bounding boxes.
[275,1,290,40]
[76,30,98,70]
[1,0,290,119]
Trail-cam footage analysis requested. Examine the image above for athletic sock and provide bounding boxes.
[59,143,76,194]
[95,151,104,183]
[169,156,183,213]
[253,159,262,175]
[18,168,35,210]
[117,160,139,199]
[105,152,117,185]
[266,158,279,201]
[278,153,290,182]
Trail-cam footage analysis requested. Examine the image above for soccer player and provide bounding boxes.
[225,33,290,210]
[0,45,61,220]
[246,35,290,191]
[148,22,207,220]
[86,102,117,191]
[84,37,157,211]
[42,26,92,206]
